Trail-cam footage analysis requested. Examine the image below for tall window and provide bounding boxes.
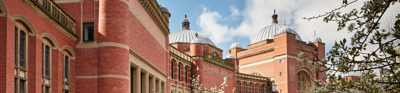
[83,22,94,42]
[236,82,240,93]
[261,85,265,93]
[15,26,28,93]
[42,43,51,93]
[178,65,181,81]
[64,56,69,83]
[185,67,188,83]
[255,84,259,93]
[171,62,174,79]
[250,83,252,93]
[242,83,246,93]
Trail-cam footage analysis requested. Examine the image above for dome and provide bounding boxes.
[230,38,242,49]
[190,33,203,44]
[225,54,235,59]
[250,11,302,44]
[159,5,170,14]
[230,42,242,49]
[169,15,216,46]
[225,51,236,59]
[309,31,322,43]
[250,24,302,44]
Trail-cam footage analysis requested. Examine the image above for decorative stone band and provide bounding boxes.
[236,73,271,81]
[238,47,274,59]
[76,75,129,80]
[192,56,236,71]
[139,0,170,36]
[23,0,78,41]
[169,45,193,64]
[203,52,235,70]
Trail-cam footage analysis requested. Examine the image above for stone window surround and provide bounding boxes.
[14,21,32,93]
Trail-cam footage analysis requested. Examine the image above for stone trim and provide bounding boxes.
[22,0,78,41]
[76,75,129,80]
[0,0,7,17]
[138,0,170,36]
[238,47,274,59]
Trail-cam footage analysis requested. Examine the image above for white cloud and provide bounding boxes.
[197,0,400,49]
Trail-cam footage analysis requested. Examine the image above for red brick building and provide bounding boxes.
[0,0,323,93]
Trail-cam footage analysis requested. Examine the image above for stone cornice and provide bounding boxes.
[236,73,270,82]
[23,0,78,41]
[138,0,170,36]
[238,47,274,59]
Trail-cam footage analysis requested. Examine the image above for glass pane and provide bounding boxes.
[83,23,94,41]
[15,79,17,93]
[178,65,180,81]
[171,62,173,79]
[19,80,25,93]
[15,27,18,67]
[45,45,50,76]
[65,56,69,82]
[19,31,25,69]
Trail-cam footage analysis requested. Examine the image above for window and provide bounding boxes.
[280,72,282,77]
[83,22,94,42]
[280,89,282,93]
[236,82,240,93]
[171,62,174,79]
[279,60,281,64]
[44,45,50,77]
[185,67,188,83]
[250,83,252,93]
[178,65,181,81]
[14,26,28,93]
[255,84,259,93]
[64,56,69,83]
[261,85,265,93]
[242,83,246,93]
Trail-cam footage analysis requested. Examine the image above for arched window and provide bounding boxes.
[297,71,312,93]
[242,82,246,93]
[15,26,28,93]
[62,46,74,93]
[261,84,265,93]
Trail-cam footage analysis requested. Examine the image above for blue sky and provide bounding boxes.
[158,0,400,58]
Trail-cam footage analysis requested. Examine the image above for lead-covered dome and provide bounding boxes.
[250,24,302,44]
[230,42,242,49]
[309,31,322,43]
[169,15,216,46]
[250,11,302,44]
[225,51,236,59]
[159,5,170,14]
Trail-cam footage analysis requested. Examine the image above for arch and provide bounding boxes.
[14,15,37,36]
[297,70,312,93]
[297,67,314,80]
[41,33,59,49]
[0,0,8,17]
[62,45,76,59]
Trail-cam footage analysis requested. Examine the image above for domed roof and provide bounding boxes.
[230,38,242,49]
[250,24,302,44]
[169,15,216,46]
[250,11,302,44]
[225,51,236,59]
[190,33,203,44]
[309,31,322,43]
[159,5,170,14]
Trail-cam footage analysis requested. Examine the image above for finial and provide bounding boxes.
[235,37,237,42]
[229,50,232,54]
[274,9,276,14]
[272,9,278,24]
[185,14,187,18]
[314,30,316,36]
[195,32,198,38]
[284,20,286,25]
